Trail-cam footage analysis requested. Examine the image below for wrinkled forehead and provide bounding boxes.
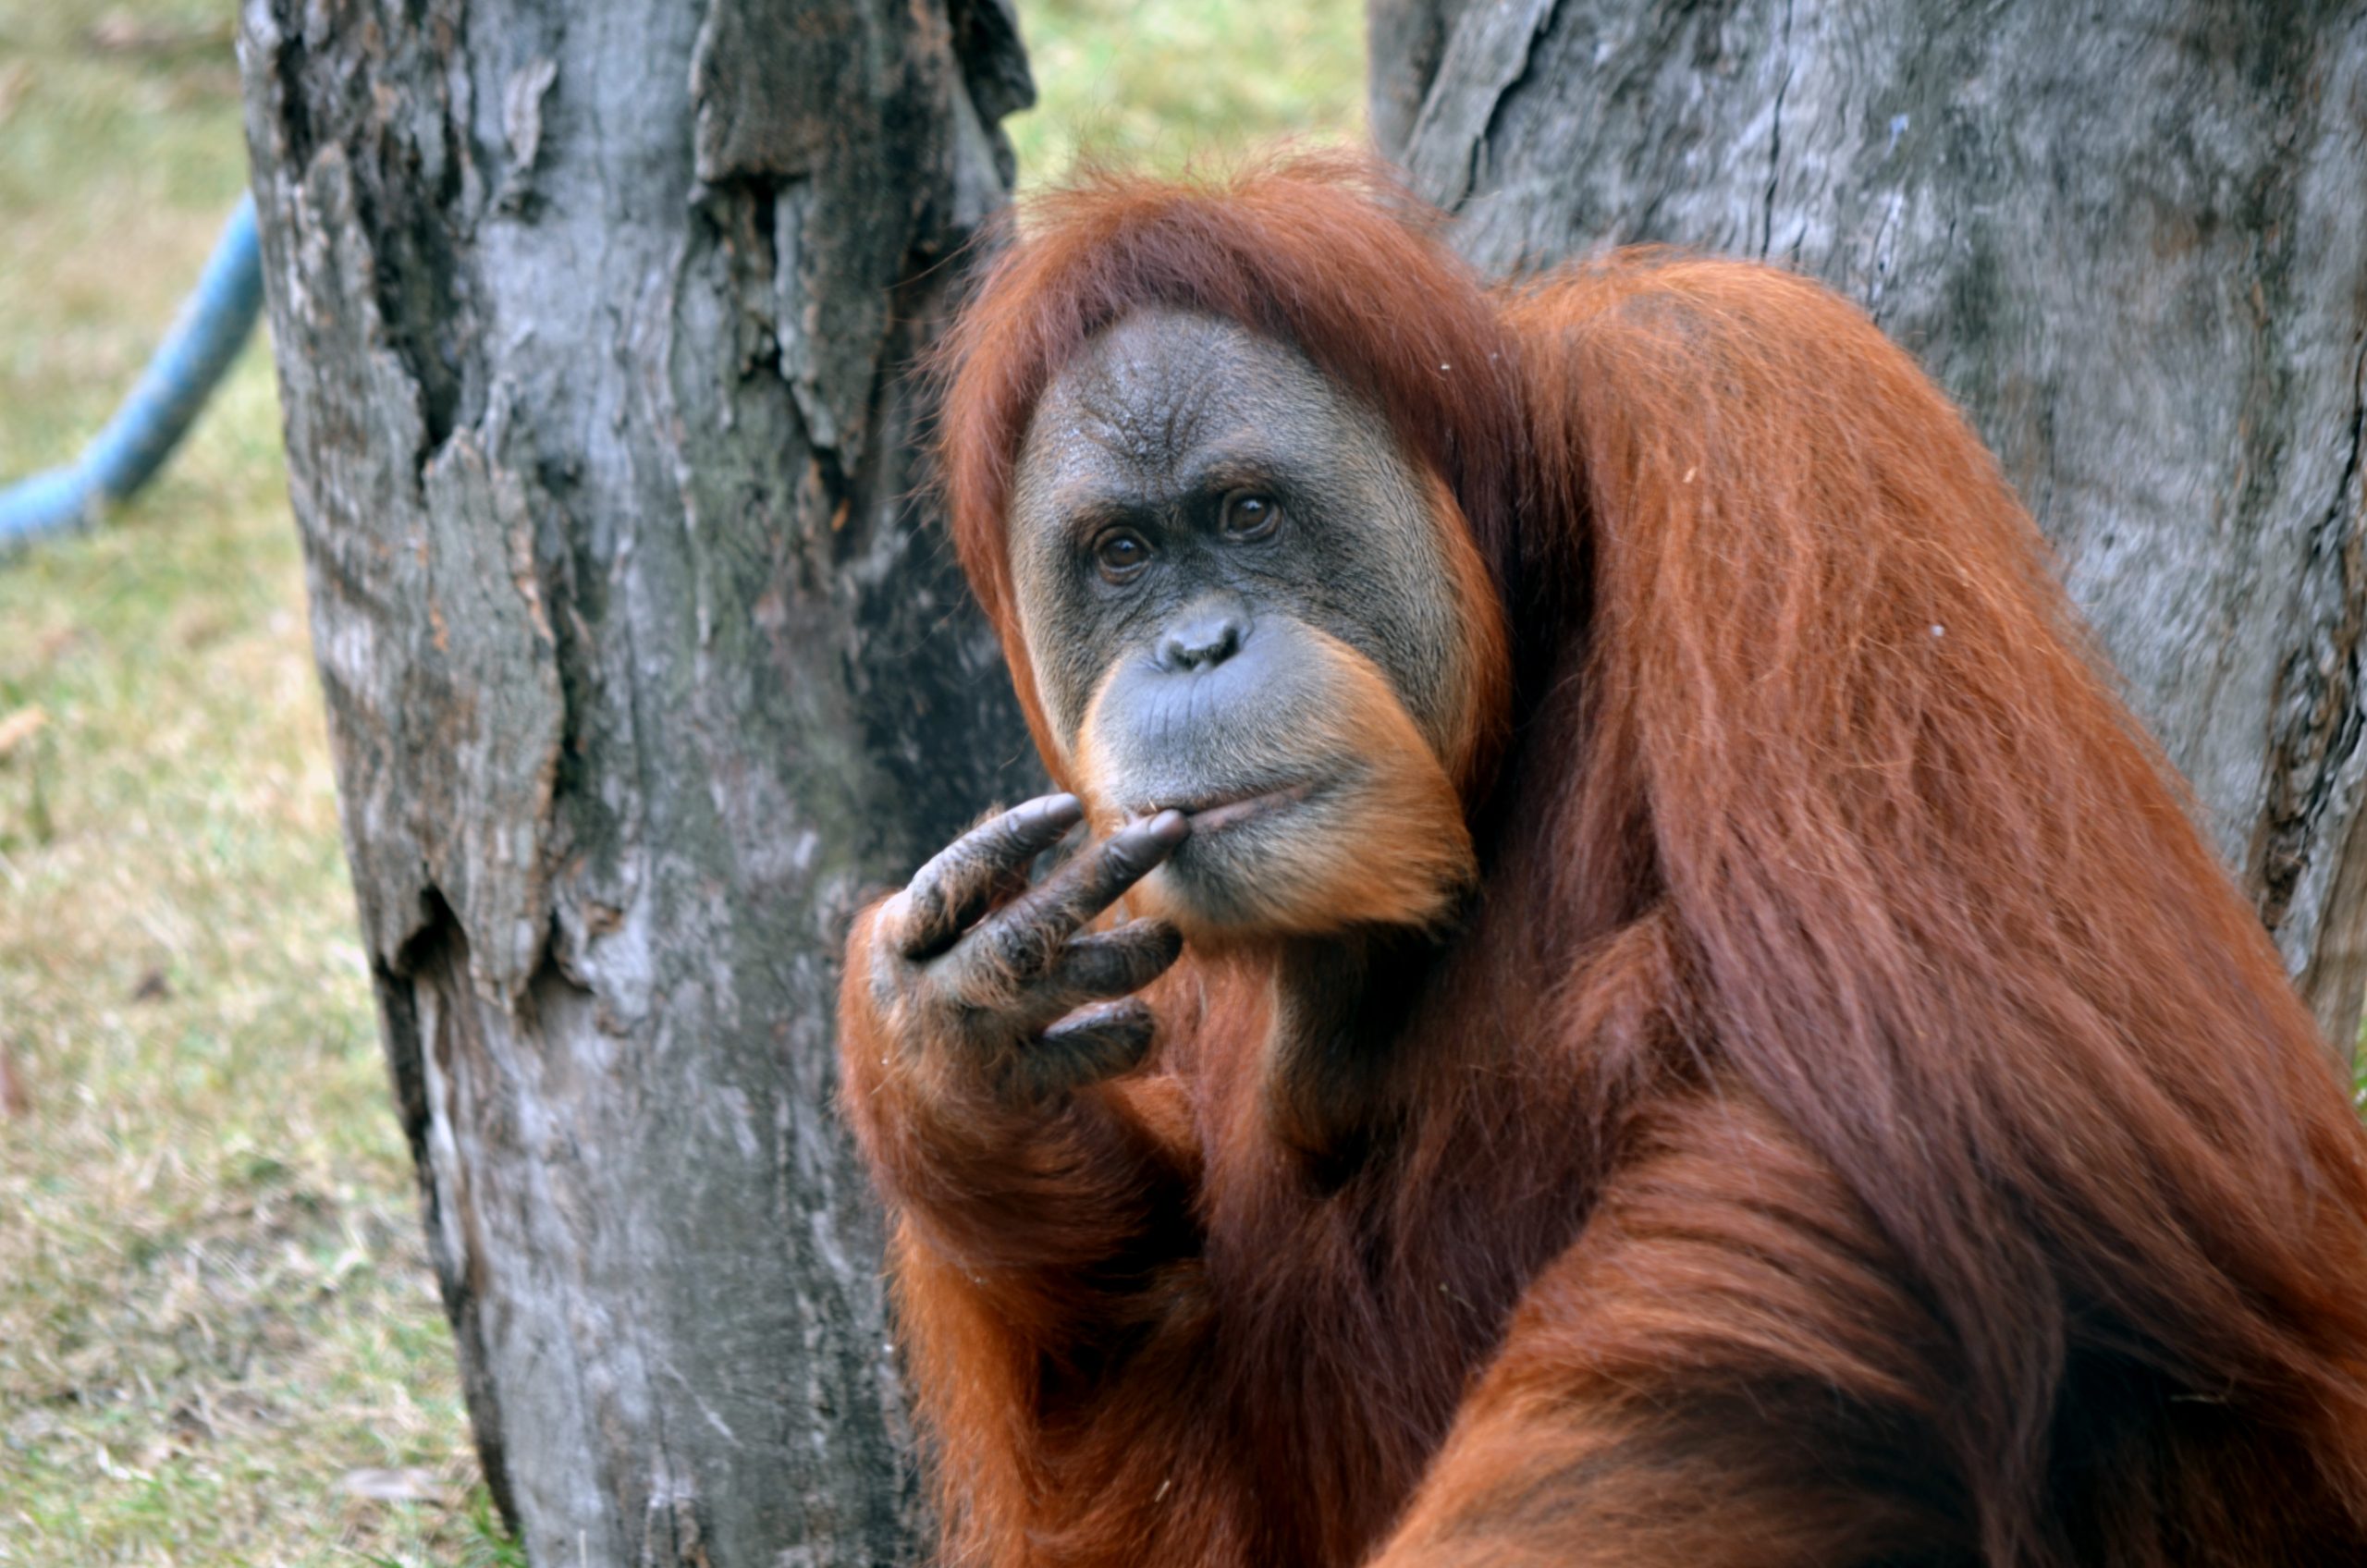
[1014,308,1367,505]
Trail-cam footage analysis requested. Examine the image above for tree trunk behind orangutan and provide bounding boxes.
[236,0,1037,1562]
[1379,0,2367,1054]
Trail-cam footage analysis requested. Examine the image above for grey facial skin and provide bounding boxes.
[1011,308,1464,754]
[1004,308,1473,932]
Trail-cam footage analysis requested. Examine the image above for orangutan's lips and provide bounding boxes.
[1147,779,1318,833]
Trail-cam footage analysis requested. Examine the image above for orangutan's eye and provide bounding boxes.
[1220,491,1282,541]
[1095,529,1151,583]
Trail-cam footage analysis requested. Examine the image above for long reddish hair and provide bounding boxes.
[1502,253,2367,1558]
[915,155,2367,1565]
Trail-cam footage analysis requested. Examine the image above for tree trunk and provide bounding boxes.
[1384,1,2367,1051]
[1367,0,1473,162]
[236,1,1037,1562]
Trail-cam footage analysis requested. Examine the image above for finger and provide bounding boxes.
[1003,919,1182,1031]
[968,811,1190,975]
[1015,999,1159,1098]
[888,793,1085,959]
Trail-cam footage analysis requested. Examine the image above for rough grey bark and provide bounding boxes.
[1385,0,2367,1052]
[236,1,1037,1562]
[1367,0,1474,159]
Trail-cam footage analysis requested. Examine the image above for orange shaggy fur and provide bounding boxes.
[840,156,2367,1568]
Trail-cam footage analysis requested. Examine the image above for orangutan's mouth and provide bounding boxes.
[1142,778,1319,834]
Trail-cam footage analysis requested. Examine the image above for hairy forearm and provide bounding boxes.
[1370,1089,1964,1567]
[1370,1392,1953,1568]
[839,909,1196,1295]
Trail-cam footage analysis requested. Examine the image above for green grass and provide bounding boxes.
[1003,0,1365,182]
[0,1,1361,1562]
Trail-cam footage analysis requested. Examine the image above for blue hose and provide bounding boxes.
[0,192,264,549]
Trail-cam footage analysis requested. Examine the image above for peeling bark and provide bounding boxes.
[238,0,1038,1561]
[1387,0,2367,1053]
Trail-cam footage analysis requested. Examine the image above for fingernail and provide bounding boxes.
[1144,809,1190,846]
[1036,793,1084,824]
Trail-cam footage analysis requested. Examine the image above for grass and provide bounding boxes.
[1003,0,1365,180]
[0,1,1361,1562]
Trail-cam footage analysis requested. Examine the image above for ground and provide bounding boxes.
[0,1,1360,1562]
